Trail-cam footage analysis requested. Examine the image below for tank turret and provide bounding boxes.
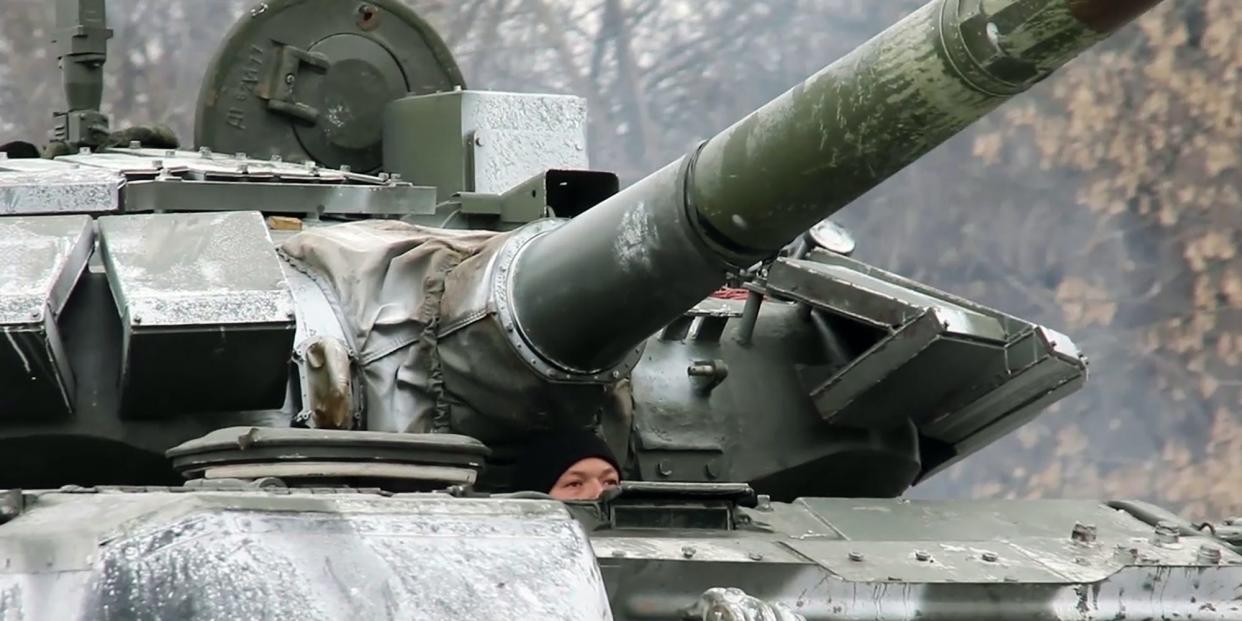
[10,2,1242,620]
[0,0,1159,496]
[332,0,1156,493]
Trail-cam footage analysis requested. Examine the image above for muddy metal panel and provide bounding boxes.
[594,498,1242,620]
[0,490,612,620]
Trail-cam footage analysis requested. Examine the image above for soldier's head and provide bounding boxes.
[511,428,621,501]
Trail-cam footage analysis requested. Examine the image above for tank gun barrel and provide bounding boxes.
[508,0,1160,375]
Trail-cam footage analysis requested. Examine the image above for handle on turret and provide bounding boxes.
[505,0,1162,376]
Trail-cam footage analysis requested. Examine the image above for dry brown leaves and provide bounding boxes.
[960,1,1242,520]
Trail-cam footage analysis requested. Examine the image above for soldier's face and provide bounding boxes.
[549,457,620,500]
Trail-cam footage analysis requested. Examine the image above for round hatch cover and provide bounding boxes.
[167,427,490,489]
[194,0,465,173]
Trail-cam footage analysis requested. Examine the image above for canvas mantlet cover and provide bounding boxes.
[279,221,633,461]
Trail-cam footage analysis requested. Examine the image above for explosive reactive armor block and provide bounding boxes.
[97,211,295,417]
[65,147,440,217]
[0,215,94,419]
[0,158,121,216]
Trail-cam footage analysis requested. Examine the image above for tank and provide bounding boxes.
[2,0,1240,619]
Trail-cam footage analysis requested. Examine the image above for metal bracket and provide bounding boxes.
[602,482,757,531]
[688,359,729,395]
[264,45,330,125]
[454,169,619,225]
[294,336,357,430]
[280,255,365,430]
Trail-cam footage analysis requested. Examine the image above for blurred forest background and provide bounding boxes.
[1,0,1239,518]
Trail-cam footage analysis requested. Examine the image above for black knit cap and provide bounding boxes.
[510,428,621,494]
